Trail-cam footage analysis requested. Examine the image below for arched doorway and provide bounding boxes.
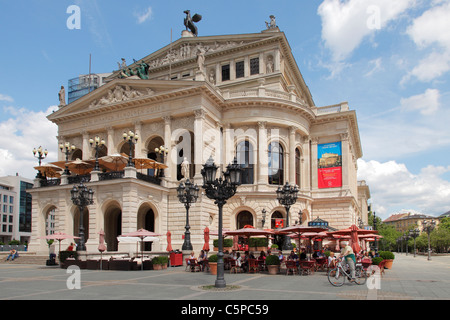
[44,206,57,236]
[271,210,285,248]
[137,204,156,251]
[147,136,164,176]
[174,130,194,181]
[104,203,122,252]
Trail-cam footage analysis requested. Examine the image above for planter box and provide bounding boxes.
[384,259,394,269]
[267,265,279,275]
[209,262,218,275]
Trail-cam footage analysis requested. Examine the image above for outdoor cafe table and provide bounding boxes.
[315,257,327,271]
[298,260,316,275]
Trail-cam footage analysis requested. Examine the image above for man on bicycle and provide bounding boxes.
[339,241,356,281]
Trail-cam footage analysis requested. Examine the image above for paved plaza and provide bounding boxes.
[0,254,448,301]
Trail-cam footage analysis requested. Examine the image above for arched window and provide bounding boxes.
[236,211,253,229]
[236,141,254,184]
[268,141,284,185]
[271,211,284,229]
[295,148,301,187]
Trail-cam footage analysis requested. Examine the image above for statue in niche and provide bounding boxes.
[184,10,202,36]
[265,15,277,29]
[58,86,66,106]
[208,69,216,84]
[181,157,190,180]
[266,56,274,73]
[196,47,206,74]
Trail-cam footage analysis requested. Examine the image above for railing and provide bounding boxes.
[98,171,124,181]
[39,179,61,187]
[68,175,91,184]
[136,172,161,185]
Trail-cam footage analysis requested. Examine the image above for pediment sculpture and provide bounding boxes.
[88,85,155,108]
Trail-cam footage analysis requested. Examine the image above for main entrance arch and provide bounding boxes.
[104,202,122,252]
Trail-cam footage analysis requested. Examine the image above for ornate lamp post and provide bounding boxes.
[123,131,139,167]
[276,182,299,251]
[409,228,420,258]
[70,182,94,251]
[201,156,241,288]
[33,146,48,178]
[59,142,76,175]
[422,220,436,261]
[89,136,106,171]
[155,145,169,177]
[177,179,199,251]
[373,211,379,255]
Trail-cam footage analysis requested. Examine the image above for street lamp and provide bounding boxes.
[423,220,436,261]
[89,136,106,171]
[70,182,94,251]
[33,146,48,178]
[59,142,76,175]
[123,131,139,167]
[155,146,169,177]
[177,179,199,251]
[201,156,241,288]
[276,182,298,251]
[409,228,420,258]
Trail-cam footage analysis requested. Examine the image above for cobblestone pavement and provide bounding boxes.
[0,254,448,301]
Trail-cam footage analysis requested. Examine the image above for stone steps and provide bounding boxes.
[0,252,49,265]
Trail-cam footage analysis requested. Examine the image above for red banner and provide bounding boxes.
[318,167,342,188]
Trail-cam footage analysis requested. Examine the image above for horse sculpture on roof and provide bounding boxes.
[184,10,202,37]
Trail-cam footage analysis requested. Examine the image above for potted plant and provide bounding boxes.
[265,254,280,275]
[208,254,218,275]
[371,257,383,266]
[249,237,269,252]
[379,251,395,269]
[152,256,168,270]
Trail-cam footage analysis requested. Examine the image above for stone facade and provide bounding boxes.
[27,28,370,255]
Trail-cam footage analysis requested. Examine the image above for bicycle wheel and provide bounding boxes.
[328,268,345,287]
[354,266,367,285]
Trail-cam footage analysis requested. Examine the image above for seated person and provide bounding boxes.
[258,250,266,261]
[299,248,307,261]
[328,251,336,268]
[288,250,298,261]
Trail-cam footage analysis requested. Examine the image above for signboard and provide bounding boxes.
[274,219,284,229]
[318,142,342,189]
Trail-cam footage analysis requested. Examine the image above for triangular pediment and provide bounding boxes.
[48,78,214,122]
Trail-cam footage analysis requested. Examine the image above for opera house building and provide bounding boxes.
[28,20,370,255]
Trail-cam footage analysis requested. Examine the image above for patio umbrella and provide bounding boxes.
[119,229,162,270]
[166,231,173,252]
[67,158,94,175]
[100,153,128,171]
[34,163,62,178]
[202,227,210,252]
[329,224,378,254]
[225,226,273,250]
[39,232,80,259]
[98,229,107,270]
[133,157,168,175]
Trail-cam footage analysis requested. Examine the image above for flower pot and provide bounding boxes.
[209,262,218,275]
[267,265,279,275]
[153,264,163,270]
[384,259,394,269]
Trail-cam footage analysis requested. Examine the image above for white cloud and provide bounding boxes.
[0,106,59,179]
[403,1,450,83]
[400,88,440,115]
[357,159,450,218]
[0,94,14,102]
[318,0,415,62]
[135,7,153,24]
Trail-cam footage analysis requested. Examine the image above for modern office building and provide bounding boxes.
[0,175,33,244]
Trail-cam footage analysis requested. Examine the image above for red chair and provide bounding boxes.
[285,260,298,275]
[248,259,259,273]
[189,259,201,272]
[299,260,315,275]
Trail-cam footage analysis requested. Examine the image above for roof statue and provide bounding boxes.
[265,15,278,30]
[184,10,202,36]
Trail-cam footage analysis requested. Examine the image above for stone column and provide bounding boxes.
[311,137,319,190]
[257,121,268,185]
[301,136,311,191]
[134,121,143,158]
[194,109,205,180]
[289,126,296,185]
[163,116,172,182]
[82,131,90,160]
[107,127,116,154]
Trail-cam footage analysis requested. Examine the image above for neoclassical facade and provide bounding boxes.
[28,26,370,254]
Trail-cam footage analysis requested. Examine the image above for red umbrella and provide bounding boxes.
[166,231,173,252]
[202,227,210,252]
[329,225,378,254]
[350,225,361,253]
[225,227,273,237]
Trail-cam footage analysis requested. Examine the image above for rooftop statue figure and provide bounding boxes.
[265,15,277,29]
[184,10,202,37]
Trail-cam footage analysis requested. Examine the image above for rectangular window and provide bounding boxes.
[235,61,244,78]
[250,57,259,75]
[222,64,230,81]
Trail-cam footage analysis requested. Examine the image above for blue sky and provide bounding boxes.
[1,0,449,219]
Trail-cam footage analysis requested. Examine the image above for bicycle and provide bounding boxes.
[327,257,367,287]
